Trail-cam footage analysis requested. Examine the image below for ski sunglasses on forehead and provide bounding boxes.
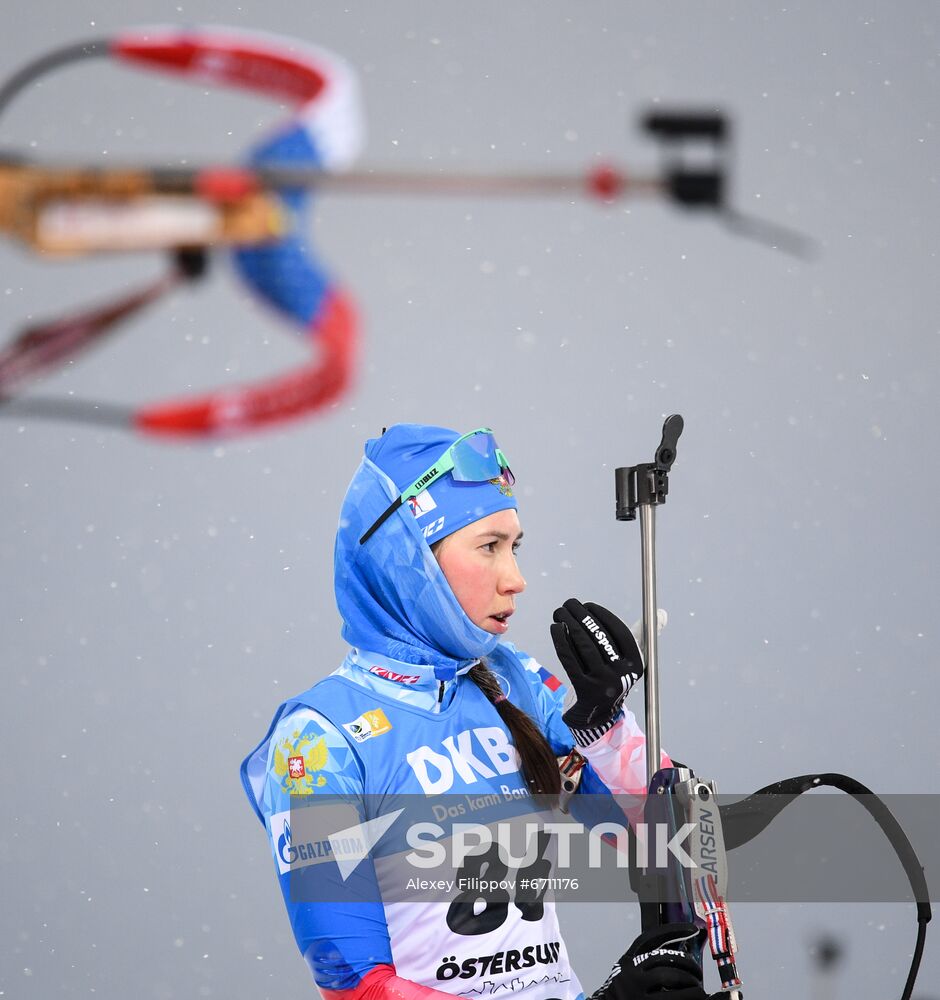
[359,427,514,545]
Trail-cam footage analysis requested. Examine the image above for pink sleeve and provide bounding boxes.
[578,707,671,797]
[321,965,460,1000]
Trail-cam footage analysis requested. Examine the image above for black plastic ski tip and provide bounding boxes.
[642,111,728,142]
[667,169,724,209]
[656,414,684,471]
[175,247,208,281]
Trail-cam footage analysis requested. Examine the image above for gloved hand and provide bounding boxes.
[590,923,709,1000]
[550,598,644,733]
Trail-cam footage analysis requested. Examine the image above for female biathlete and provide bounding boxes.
[242,424,717,1000]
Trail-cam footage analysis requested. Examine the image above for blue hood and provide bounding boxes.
[334,428,511,679]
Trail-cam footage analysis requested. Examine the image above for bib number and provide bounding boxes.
[446,831,553,936]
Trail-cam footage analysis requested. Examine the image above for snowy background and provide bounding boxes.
[1,3,938,998]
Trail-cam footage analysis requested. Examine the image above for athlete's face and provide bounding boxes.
[434,509,526,635]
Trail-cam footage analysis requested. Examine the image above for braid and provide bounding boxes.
[469,660,561,799]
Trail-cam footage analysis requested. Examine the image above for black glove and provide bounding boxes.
[590,923,709,1000]
[550,598,644,734]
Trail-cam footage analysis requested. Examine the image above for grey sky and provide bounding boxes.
[2,4,937,998]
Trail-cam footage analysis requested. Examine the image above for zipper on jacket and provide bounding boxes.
[438,680,445,704]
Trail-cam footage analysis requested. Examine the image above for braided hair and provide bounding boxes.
[468,660,561,798]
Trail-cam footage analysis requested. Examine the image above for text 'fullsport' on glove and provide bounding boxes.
[589,923,712,1000]
[550,598,646,745]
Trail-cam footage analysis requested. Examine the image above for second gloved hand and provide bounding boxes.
[590,923,709,1000]
[550,598,644,733]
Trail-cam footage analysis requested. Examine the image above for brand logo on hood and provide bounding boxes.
[369,665,421,685]
[408,489,438,518]
[422,515,445,540]
[489,474,514,497]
